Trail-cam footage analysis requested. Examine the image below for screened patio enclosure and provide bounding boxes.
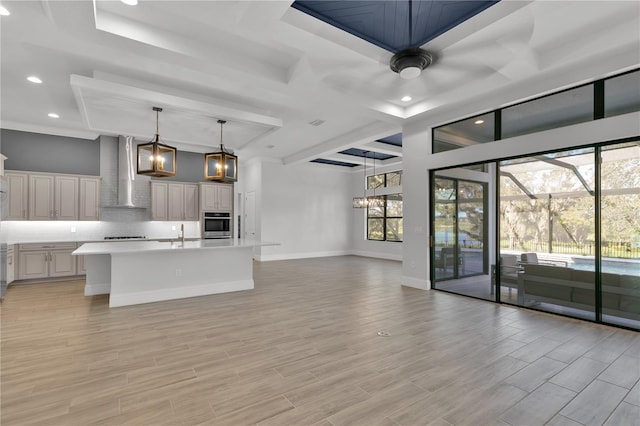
[431,140,640,330]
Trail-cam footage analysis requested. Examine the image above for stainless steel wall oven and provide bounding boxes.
[202,212,232,239]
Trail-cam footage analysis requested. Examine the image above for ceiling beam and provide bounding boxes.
[351,141,402,157]
[283,121,401,165]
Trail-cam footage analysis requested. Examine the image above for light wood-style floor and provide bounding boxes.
[1,256,639,426]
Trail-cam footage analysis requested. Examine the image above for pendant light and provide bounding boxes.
[137,107,177,177]
[352,151,370,208]
[204,119,238,182]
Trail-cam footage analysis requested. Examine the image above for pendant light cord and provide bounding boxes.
[363,152,368,202]
[218,119,227,152]
[152,106,162,142]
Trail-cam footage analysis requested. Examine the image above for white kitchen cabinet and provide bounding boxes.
[168,183,184,221]
[54,175,79,220]
[18,251,49,280]
[6,172,28,220]
[79,177,100,221]
[7,245,15,284]
[50,250,77,277]
[17,243,78,280]
[152,181,199,221]
[200,183,233,212]
[183,184,199,220]
[29,174,79,220]
[151,182,168,220]
[29,174,55,220]
[7,171,98,221]
[77,253,86,275]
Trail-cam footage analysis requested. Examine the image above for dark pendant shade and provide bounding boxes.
[205,120,238,182]
[137,107,177,177]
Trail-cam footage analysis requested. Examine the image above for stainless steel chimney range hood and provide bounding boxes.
[104,135,146,209]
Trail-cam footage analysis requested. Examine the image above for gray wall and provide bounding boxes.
[1,129,211,182]
[1,129,100,175]
[151,149,208,183]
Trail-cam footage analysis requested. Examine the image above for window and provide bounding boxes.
[501,85,593,139]
[367,194,403,242]
[605,70,640,118]
[432,68,640,154]
[367,170,402,189]
[433,112,495,153]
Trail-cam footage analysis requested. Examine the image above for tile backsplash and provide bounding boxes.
[1,220,200,244]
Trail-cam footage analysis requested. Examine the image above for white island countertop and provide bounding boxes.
[73,239,277,256]
[76,238,278,308]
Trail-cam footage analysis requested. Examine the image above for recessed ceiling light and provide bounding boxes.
[401,96,412,102]
[474,119,485,125]
[48,113,60,118]
[120,0,138,5]
[27,76,43,84]
[0,5,10,16]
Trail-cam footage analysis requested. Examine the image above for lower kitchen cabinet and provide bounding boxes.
[17,243,78,280]
[7,245,15,284]
[77,253,86,275]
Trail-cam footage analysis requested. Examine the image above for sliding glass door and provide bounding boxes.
[600,142,640,329]
[499,148,596,320]
[431,141,639,330]
[433,177,457,281]
[433,172,489,300]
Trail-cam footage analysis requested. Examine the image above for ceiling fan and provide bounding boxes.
[389,0,433,79]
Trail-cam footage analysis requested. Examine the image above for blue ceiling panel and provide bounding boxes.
[311,158,359,167]
[339,148,396,160]
[291,0,499,53]
[377,133,403,146]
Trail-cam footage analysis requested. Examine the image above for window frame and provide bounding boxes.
[367,193,403,242]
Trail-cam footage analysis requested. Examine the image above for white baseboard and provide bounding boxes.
[85,282,110,296]
[109,280,254,307]
[350,250,402,261]
[255,250,351,262]
[401,276,430,290]
[255,250,403,262]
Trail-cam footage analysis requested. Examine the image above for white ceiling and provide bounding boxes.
[1,0,639,168]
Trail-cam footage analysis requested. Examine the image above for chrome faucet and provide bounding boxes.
[178,224,185,243]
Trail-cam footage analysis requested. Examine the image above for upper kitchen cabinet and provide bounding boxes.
[152,181,198,221]
[30,174,77,220]
[29,174,56,220]
[6,171,100,221]
[6,172,28,220]
[200,182,233,212]
[182,183,199,221]
[151,181,169,221]
[54,175,80,220]
[79,177,101,221]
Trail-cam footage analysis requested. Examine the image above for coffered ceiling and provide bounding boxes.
[1,1,638,169]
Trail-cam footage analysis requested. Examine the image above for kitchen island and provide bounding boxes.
[73,239,276,308]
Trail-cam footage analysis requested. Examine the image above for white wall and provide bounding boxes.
[400,121,431,290]
[257,161,352,261]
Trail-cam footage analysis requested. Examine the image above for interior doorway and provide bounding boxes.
[243,191,256,239]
